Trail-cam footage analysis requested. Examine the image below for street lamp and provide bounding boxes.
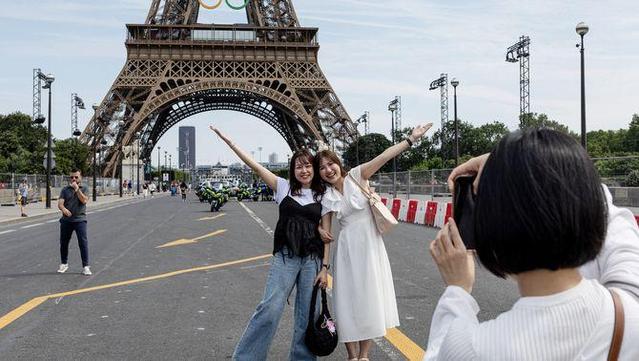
[118,120,125,198]
[450,78,460,166]
[576,22,589,149]
[157,146,162,189]
[41,73,55,209]
[388,98,400,198]
[92,104,99,202]
[136,132,141,195]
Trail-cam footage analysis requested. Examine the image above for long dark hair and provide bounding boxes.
[289,149,325,202]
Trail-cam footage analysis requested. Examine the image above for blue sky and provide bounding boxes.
[1,0,638,166]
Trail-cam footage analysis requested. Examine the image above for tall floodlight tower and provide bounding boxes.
[32,69,46,124]
[429,73,449,158]
[71,93,86,137]
[506,35,531,118]
[356,111,370,135]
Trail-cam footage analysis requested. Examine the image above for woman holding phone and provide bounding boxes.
[209,126,330,361]
[426,128,639,360]
[315,123,433,361]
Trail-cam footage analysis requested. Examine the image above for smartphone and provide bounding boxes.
[453,175,476,249]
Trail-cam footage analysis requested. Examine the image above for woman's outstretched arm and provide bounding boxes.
[360,123,433,180]
[209,126,279,191]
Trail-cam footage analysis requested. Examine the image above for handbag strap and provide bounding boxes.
[607,289,625,361]
[307,283,330,324]
[308,283,319,324]
[347,173,372,200]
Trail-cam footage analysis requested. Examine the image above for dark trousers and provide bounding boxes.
[60,221,89,267]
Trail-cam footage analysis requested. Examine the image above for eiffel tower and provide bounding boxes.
[81,0,357,176]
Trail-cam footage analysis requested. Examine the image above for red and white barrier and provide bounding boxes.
[384,197,639,229]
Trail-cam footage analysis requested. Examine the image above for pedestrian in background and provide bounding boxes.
[17,179,29,217]
[57,169,92,276]
[143,182,148,198]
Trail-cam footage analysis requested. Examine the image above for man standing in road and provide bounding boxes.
[57,169,91,276]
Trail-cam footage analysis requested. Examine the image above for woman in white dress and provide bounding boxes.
[314,123,433,361]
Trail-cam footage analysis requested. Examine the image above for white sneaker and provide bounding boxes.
[57,264,69,273]
[82,266,92,276]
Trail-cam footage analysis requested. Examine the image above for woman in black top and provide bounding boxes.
[210,126,330,361]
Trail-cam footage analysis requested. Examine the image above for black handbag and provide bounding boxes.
[304,283,338,356]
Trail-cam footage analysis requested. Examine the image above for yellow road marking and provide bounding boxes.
[0,254,271,331]
[0,296,48,330]
[385,327,426,360]
[326,274,425,360]
[156,229,227,248]
[197,213,226,221]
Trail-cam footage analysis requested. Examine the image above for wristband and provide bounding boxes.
[322,264,330,270]
[405,137,414,147]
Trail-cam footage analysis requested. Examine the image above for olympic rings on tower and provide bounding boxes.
[197,0,250,10]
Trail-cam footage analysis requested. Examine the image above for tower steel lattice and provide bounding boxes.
[506,35,531,117]
[356,111,369,135]
[71,93,85,137]
[81,0,357,177]
[429,73,449,152]
[32,69,45,124]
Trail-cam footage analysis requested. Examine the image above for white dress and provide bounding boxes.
[322,166,400,342]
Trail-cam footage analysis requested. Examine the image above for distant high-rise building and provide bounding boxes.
[268,152,278,165]
[179,127,196,169]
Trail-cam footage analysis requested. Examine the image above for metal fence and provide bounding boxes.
[0,173,124,205]
[373,162,639,208]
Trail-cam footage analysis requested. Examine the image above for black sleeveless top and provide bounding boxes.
[273,195,323,258]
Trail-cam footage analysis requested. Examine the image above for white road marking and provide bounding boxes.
[237,202,274,236]
[46,219,58,223]
[0,229,16,235]
[21,223,44,229]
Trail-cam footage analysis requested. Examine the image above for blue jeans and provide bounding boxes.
[233,251,320,361]
[60,221,89,267]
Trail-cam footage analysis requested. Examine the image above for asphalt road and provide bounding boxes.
[0,194,519,360]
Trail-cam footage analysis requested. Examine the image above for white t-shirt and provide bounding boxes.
[274,177,321,207]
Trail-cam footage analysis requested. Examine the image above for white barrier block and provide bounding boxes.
[415,200,427,224]
[398,199,409,222]
[434,202,447,228]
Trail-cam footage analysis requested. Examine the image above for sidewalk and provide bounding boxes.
[0,192,167,225]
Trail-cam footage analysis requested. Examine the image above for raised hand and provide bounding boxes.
[209,125,232,145]
[410,123,434,141]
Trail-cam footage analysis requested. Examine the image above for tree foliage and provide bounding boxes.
[342,133,392,171]
[0,112,47,174]
[0,112,91,175]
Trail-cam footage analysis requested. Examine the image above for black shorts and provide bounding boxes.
[20,197,27,206]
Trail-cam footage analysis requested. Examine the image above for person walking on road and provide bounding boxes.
[57,169,92,276]
[149,182,156,197]
[210,125,330,361]
[316,123,433,361]
[17,179,29,217]
[143,182,148,198]
[180,181,188,202]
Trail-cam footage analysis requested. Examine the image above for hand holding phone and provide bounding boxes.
[453,175,476,249]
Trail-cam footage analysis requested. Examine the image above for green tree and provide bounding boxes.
[519,113,575,136]
[0,112,47,174]
[391,127,436,171]
[53,138,91,175]
[625,114,639,152]
[342,133,392,171]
